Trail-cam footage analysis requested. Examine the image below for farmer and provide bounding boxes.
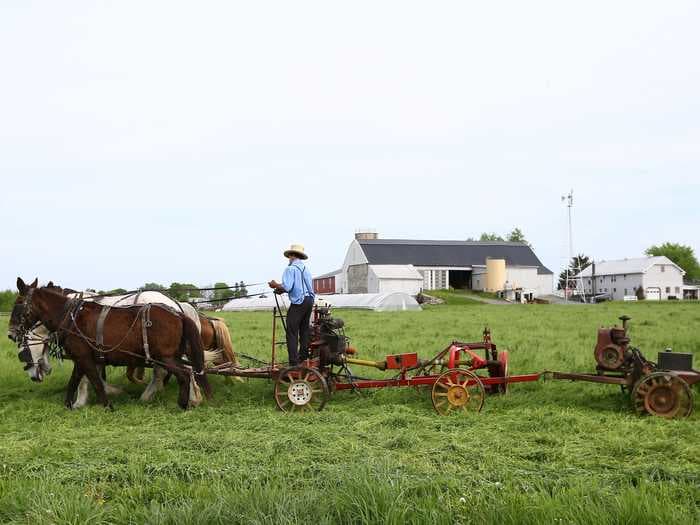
[268,243,315,366]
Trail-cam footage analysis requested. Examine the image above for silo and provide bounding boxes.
[355,229,378,241]
[485,258,506,292]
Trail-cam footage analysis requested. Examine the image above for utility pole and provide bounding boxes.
[561,189,586,303]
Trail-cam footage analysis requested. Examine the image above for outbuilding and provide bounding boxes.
[322,231,554,298]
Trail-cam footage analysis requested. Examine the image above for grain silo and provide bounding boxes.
[485,258,506,292]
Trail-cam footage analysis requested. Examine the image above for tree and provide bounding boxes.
[557,254,591,290]
[473,228,531,246]
[506,227,531,247]
[142,282,166,292]
[167,282,200,301]
[479,232,505,242]
[168,282,188,301]
[239,280,248,297]
[212,282,235,303]
[645,243,700,281]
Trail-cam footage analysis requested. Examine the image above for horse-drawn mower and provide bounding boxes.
[206,302,698,418]
[205,297,538,415]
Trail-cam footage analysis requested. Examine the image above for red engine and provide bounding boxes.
[594,316,632,371]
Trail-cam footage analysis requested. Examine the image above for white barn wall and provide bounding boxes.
[536,273,554,296]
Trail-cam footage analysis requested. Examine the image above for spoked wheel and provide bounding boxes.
[632,372,693,419]
[431,368,485,415]
[274,366,329,413]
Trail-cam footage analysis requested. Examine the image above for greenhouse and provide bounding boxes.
[221,292,421,312]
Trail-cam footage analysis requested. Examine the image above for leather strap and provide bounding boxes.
[96,305,111,346]
[141,304,152,362]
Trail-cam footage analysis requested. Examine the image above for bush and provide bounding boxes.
[0,290,17,312]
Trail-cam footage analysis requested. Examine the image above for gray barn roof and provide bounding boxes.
[358,239,553,275]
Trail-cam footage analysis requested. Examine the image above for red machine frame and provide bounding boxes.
[206,301,542,415]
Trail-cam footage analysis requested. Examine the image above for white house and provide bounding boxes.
[323,231,554,298]
[578,256,686,301]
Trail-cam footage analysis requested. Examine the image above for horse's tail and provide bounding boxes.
[182,316,212,400]
[211,317,240,366]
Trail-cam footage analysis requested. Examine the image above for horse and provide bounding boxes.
[11,284,240,407]
[13,278,212,410]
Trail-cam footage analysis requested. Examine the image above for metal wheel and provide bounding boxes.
[632,372,693,419]
[496,350,509,394]
[431,368,485,416]
[274,366,329,413]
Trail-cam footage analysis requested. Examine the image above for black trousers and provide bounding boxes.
[285,296,314,365]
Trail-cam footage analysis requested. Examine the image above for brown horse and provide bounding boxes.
[14,278,211,410]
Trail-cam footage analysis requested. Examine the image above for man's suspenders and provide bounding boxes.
[290,264,310,298]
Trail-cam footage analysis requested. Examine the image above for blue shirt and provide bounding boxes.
[282,260,315,305]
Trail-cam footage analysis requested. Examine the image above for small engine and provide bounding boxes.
[594,315,632,371]
[312,305,349,366]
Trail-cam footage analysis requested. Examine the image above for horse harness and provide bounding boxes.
[77,303,154,363]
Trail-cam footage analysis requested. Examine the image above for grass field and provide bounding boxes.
[1,298,699,524]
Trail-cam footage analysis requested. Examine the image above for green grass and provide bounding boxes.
[1,302,699,524]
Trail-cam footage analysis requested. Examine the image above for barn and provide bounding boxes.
[323,231,554,299]
[313,269,341,294]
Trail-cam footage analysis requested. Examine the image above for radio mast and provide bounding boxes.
[562,190,586,303]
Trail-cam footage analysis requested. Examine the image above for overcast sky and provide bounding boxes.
[1,1,698,292]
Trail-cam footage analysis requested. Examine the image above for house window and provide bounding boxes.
[613,288,617,293]
[587,279,591,285]
[666,287,670,293]
[675,286,680,293]
[661,265,665,272]
[624,289,628,295]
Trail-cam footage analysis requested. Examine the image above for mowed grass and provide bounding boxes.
[1,300,699,524]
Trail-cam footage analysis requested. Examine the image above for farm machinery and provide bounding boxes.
[207,298,539,414]
[205,302,698,418]
[552,315,699,418]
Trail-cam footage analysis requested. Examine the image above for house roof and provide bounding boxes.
[314,269,342,279]
[358,239,553,275]
[578,256,684,277]
[369,264,423,280]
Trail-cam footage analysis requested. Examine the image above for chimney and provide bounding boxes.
[355,229,378,241]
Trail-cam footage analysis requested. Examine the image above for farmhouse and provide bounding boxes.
[313,232,554,299]
[578,256,688,301]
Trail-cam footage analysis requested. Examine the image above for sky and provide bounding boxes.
[1,1,699,293]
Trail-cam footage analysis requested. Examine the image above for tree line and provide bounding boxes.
[0,281,250,311]
[468,227,531,246]
[129,281,249,302]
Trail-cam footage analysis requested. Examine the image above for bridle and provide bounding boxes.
[18,321,51,369]
[15,287,36,344]
[15,287,80,365]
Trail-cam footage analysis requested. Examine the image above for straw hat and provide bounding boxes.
[283,243,308,260]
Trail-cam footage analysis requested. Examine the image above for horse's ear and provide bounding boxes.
[47,281,54,288]
[17,277,26,294]
[30,278,38,288]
